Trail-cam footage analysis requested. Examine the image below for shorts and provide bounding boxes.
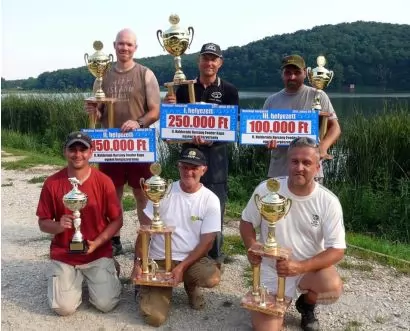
[260,261,304,299]
[47,258,121,315]
[99,162,152,188]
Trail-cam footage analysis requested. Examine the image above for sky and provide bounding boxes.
[2,0,409,80]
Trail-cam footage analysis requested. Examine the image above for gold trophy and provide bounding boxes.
[135,163,175,287]
[84,41,116,128]
[157,14,196,102]
[307,55,334,140]
[241,178,292,317]
[63,178,88,253]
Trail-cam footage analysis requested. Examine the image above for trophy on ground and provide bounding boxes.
[63,177,88,253]
[157,14,196,103]
[135,163,175,286]
[84,41,116,128]
[241,178,292,317]
[307,55,334,140]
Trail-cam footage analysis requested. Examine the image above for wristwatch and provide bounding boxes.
[137,119,144,128]
[134,257,142,265]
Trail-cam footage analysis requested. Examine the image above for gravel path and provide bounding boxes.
[1,161,409,331]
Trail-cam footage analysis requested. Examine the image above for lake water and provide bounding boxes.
[2,91,409,119]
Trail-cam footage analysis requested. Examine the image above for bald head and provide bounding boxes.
[115,28,137,45]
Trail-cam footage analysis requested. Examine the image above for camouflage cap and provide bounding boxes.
[281,54,306,69]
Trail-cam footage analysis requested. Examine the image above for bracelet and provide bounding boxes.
[134,257,142,264]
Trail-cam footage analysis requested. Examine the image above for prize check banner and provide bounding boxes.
[160,103,238,142]
[239,109,319,145]
[82,128,156,163]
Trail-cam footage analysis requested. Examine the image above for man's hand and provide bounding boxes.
[276,259,304,277]
[163,93,176,104]
[130,262,143,281]
[319,111,331,117]
[86,240,98,254]
[319,144,333,160]
[192,136,213,146]
[59,214,74,230]
[121,120,140,132]
[266,139,278,150]
[171,263,185,285]
[84,100,102,119]
[247,249,262,266]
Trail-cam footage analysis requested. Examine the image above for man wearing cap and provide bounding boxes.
[131,147,221,327]
[264,54,341,183]
[36,131,123,316]
[164,42,239,266]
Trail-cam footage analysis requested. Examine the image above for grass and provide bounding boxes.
[1,182,13,187]
[338,260,373,272]
[122,195,136,212]
[344,320,363,331]
[28,175,48,184]
[1,147,65,170]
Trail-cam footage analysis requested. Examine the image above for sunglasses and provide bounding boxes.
[288,137,319,148]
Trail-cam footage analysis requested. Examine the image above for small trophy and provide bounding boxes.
[241,178,292,317]
[63,178,88,253]
[84,41,116,128]
[157,14,196,102]
[307,55,334,140]
[135,163,175,287]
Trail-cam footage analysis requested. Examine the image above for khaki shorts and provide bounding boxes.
[139,257,220,326]
[47,257,121,315]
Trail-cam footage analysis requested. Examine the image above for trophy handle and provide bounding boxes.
[284,199,292,217]
[156,30,165,50]
[84,53,89,67]
[187,26,194,48]
[306,67,312,85]
[328,70,334,86]
[109,53,114,64]
[254,194,261,212]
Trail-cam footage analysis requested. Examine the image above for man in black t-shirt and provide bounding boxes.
[164,42,239,267]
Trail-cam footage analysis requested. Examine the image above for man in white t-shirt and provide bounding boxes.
[264,55,341,183]
[240,137,346,331]
[130,147,221,327]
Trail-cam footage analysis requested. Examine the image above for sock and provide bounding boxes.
[112,236,121,245]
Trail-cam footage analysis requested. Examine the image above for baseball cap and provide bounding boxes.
[64,131,92,148]
[281,54,306,69]
[178,148,207,166]
[200,43,223,58]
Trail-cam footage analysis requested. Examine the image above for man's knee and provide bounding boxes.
[202,273,220,288]
[51,302,78,316]
[92,296,119,313]
[139,287,171,327]
[142,311,168,327]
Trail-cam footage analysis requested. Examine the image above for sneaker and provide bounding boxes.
[295,294,320,331]
[184,283,205,310]
[112,242,124,256]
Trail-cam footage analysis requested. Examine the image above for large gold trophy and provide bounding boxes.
[135,163,175,286]
[63,178,88,253]
[84,41,116,128]
[241,178,292,317]
[157,14,196,102]
[307,55,334,140]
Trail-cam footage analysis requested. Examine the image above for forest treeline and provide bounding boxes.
[2,21,410,92]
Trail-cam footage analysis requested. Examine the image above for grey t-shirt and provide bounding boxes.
[263,85,337,178]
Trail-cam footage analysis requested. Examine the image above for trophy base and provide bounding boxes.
[69,241,88,254]
[241,290,291,317]
[134,272,176,287]
[249,242,291,260]
[139,224,176,234]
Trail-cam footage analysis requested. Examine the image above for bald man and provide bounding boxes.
[85,28,161,255]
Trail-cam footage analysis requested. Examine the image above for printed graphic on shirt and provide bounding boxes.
[106,77,135,101]
[311,214,320,227]
[190,215,204,222]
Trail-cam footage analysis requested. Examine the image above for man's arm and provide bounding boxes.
[88,215,123,253]
[240,220,262,265]
[319,118,341,158]
[38,216,71,235]
[138,69,161,127]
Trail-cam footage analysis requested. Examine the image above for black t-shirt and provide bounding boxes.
[175,77,239,185]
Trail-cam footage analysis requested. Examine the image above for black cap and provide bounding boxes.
[178,148,207,166]
[200,43,223,58]
[64,131,92,148]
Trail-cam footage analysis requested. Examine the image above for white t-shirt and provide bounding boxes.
[242,177,346,267]
[263,85,338,178]
[144,181,221,261]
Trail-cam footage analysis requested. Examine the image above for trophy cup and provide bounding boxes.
[307,55,334,140]
[84,41,116,128]
[135,163,175,287]
[63,178,88,253]
[241,178,292,317]
[157,14,196,102]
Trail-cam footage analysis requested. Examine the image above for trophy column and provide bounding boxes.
[157,14,196,103]
[134,163,176,287]
[84,40,117,128]
[307,55,334,140]
[241,178,292,317]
